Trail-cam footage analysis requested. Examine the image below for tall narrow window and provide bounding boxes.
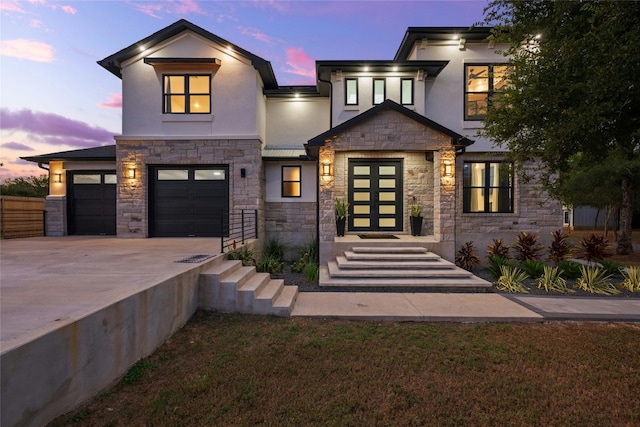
[463,162,513,213]
[282,166,301,197]
[400,78,414,105]
[163,74,211,114]
[345,78,358,105]
[464,64,508,120]
[373,78,385,105]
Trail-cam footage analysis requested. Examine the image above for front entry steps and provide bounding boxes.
[320,246,492,290]
[199,260,298,316]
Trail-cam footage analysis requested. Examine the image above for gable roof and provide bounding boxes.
[21,145,116,164]
[97,19,278,89]
[305,100,473,158]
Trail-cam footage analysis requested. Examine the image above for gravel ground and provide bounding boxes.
[274,263,639,298]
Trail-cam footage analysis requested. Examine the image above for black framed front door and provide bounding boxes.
[348,159,403,232]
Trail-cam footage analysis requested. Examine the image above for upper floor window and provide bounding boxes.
[401,78,414,105]
[464,64,508,120]
[282,166,301,197]
[463,162,513,213]
[163,74,211,114]
[373,79,386,105]
[345,78,358,105]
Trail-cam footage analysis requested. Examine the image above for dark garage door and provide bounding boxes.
[150,166,229,237]
[67,171,116,235]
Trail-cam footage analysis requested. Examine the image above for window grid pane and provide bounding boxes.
[464,64,507,120]
[346,79,358,105]
[282,166,301,197]
[463,162,513,213]
[401,79,413,105]
[163,74,210,114]
[373,79,385,105]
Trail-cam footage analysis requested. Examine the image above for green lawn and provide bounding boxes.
[54,312,640,426]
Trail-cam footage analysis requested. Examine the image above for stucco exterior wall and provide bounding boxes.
[120,32,263,139]
[116,138,264,238]
[265,98,330,147]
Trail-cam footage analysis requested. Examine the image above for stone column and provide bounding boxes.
[433,148,456,261]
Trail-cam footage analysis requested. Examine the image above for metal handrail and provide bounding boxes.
[221,209,258,253]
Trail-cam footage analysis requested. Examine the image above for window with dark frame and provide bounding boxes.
[163,74,211,114]
[282,166,301,198]
[400,78,414,105]
[464,64,508,120]
[345,78,358,105]
[373,78,386,105]
[463,162,514,213]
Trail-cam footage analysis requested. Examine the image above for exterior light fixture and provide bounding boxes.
[128,167,136,179]
[444,161,453,178]
[54,172,62,183]
[322,161,331,177]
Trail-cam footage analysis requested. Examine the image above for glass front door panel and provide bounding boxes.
[348,159,403,232]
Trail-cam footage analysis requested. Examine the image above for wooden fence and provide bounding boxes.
[0,196,45,239]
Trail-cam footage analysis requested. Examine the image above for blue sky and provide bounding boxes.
[0,0,488,180]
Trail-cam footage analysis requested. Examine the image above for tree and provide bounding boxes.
[481,0,640,255]
[0,174,49,198]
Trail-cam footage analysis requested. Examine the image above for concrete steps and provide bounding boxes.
[321,246,491,290]
[199,260,298,316]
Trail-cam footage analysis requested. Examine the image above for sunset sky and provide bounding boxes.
[0,0,488,181]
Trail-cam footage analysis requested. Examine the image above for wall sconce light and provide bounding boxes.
[322,162,331,177]
[444,161,453,178]
[54,172,62,183]
[127,167,136,179]
[240,168,246,178]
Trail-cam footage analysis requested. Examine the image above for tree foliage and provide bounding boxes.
[0,174,49,198]
[481,0,640,254]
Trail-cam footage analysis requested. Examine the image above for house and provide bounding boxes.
[24,19,562,266]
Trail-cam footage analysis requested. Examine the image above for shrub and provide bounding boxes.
[303,261,319,282]
[575,266,619,295]
[486,239,510,259]
[521,260,545,279]
[597,259,624,277]
[455,241,480,271]
[512,232,545,261]
[580,234,610,262]
[621,266,640,292]
[263,238,285,261]
[226,247,256,266]
[557,260,583,279]
[548,229,572,262]
[291,239,318,273]
[495,265,529,293]
[536,266,571,293]
[256,255,284,274]
[486,255,518,280]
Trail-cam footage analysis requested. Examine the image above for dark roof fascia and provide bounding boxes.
[143,57,221,66]
[316,60,449,85]
[305,100,473,156]
[394,27,494,61]
[21,145,116,164]
[264,85,324,98]
[97,19,278,89]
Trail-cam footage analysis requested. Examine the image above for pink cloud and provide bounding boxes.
[1,142,34,151]
[0,39,54,62]
[0,0,25,13]
[132,0,205,19]
[0,108,115,148]
[97,93,122,109]
[59,4,76,14]
[283,47,315,81]
[238,26,282,44]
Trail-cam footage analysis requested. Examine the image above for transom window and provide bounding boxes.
[463,162,513,213]
[163,74,211,114]
[282,166,301,197]
[345,78,358,105]
[401,78,414,105]
[465,64,508,120]
[373,78,386,105]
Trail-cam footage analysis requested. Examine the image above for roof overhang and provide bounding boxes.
[21,145,116,164]
[264,85,323,99]
[305,100,473,159]
[97,19,278,89]
[315,60,449,96]
[394,27,494,60]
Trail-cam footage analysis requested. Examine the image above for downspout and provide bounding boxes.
[37,162,50,172]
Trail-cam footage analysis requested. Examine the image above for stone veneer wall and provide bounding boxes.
[264,201,316,261]
[317,108,456,264]
[43,196,66,236]
[116,139,264,238]
[454,155,563,263]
